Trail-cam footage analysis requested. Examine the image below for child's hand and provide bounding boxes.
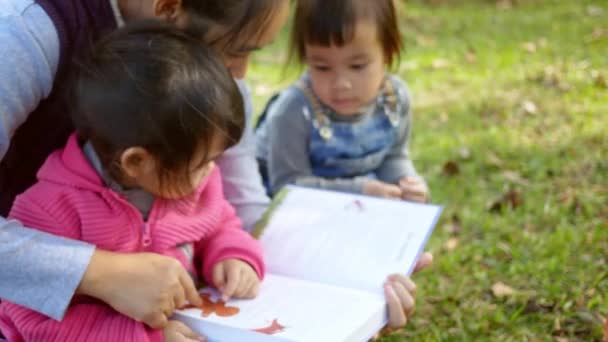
[363,180,403,199]
[212,259,260,301]
[163,320,206,342]
[375,253,432,338]
[398,176,429,203]
[384,274,417,330]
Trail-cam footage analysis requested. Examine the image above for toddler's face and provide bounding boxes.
[305,20,386,116]
[130,136,225,199]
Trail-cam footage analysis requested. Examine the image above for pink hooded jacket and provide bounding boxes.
[0,134,265,341]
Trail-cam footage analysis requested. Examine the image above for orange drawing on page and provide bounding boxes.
[251,319,286,335]
[181,293,240,318]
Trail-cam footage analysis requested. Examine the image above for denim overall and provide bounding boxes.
[298,78,402,179]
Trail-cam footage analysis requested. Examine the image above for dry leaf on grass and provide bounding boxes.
[586,5,604,17]
[442,160,460,176]
[603,317,608,342]
[488,189,523,213]
[521,100,539,115]
[522,42,537,53]
[491,282,515,298]
[443,214,462,235]
[486,152,504,168]
[458,147,472,160]
[443,238,459,252]
[431,58,451,69]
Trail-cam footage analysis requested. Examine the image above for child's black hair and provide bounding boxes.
[289,0,403,67]
[70,21,244,190]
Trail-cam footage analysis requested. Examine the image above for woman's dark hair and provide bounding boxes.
[289,0,403,67]
[183,0,287,52]
[70,21,244,191]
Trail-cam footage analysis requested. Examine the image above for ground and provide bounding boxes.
[248,0,607,340]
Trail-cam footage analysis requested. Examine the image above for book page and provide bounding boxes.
[258,186,442,294]
[174,274,386,342]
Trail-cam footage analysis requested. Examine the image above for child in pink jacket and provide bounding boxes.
[0,24,265,342]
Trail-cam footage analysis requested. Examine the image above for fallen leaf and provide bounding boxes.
[505,189,523,208]
[486,152,504,168]
[522,299,555,314]
[458,147,472,160]
[443,238,459,252]
[496,0,513,10]
[554,337,568,342]
[591,70,607,89]
[575,310,603,324]
[465,50,477,64]
[554,317,562,333]
[522,100,538,115]
[522,42,537,53]
[586,5,604,17]
[488,189,523,213]
[415,35,436,47]
[491,282,515,298]
[442,160,460,176]
[603,317,608,342]
[502,170,529,186]
[443,214,462,235]
[431,58,450,69]
[399,61,419,72]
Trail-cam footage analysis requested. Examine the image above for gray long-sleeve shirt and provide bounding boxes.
[256,75,423,195]
[0,0,269,320]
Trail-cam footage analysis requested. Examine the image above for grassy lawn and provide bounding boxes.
[248,0,607,340]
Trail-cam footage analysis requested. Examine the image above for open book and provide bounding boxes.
[175,186,442,342]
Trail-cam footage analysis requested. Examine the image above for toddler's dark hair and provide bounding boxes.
[290,0,403,66]
[71,22,244,189]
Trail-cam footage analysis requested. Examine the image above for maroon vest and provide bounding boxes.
[0,0,116,215]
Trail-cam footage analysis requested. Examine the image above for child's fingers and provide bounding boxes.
[384,184,403,199]
[413,252,433,273]
[241,273,260,299]
[212,264,226,290]
[247,279,260,298]
[222,265,241,301]
[389,274,416,296]
[233,270,252,298]
[384,282,407,328]
[390,280,415,316]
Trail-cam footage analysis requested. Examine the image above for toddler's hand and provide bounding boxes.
[363,180,403,199]
[399,176,429,203]
[163,320,206,342]
[384,274,417,330]
[212,259,260,301]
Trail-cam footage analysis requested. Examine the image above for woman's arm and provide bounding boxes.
[216,79,270,231]
[0,2,201,325]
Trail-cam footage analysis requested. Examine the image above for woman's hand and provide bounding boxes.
[77,250,203,328]
[164,320,206,342]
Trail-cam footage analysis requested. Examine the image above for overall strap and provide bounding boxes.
[295,80,334,140]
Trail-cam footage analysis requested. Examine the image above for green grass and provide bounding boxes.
[248,0,607,340]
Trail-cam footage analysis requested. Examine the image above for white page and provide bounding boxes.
[259,186,442,294]
[174,274,386,342]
